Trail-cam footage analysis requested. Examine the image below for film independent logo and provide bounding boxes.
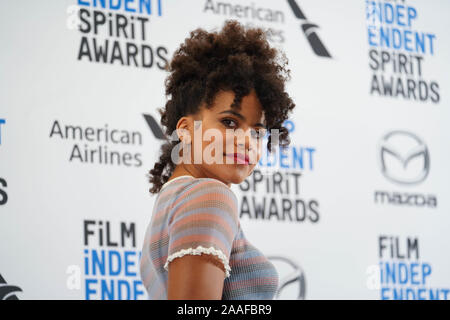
[378,130,430,185]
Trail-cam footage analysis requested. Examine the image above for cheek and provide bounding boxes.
[201,127,231,155]
[200,125,220,145]
[252,140,263,157]
[223,131,236,152]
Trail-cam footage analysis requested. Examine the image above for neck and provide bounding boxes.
[170,165,231,188]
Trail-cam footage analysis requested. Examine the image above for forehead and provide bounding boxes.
[205,89,265,121]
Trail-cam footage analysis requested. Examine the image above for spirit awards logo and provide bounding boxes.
[366,0,439,103]
[67,0,169,69]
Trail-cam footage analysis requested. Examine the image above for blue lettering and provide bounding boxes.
[292,147,304,169]
[384,3,394,24]
[407,7,417,27]
[157,0,162,16]
[109,250,122,276]
[94,0,106,9]
[379,262,384,284]
[427,34,436,55]
[379,27,389,48]
[78,0,90,6]
[393,287,403,300]
[0,119,5,145]
[101,279,115,300]
[284,119,294,133]
[417,288,426,300]
[133,280,145,299]
[140,0,151,15]
[415,33,425,54]
[110,0,121,10]
[306,148,315,170]
[404,30,412,52]
[392,28,402,49]
[259,143,315,171]
[279,149,289,168]
[266,151,277,167]
[381,287,390,300]
[366,1,380,24]
[406,288,415,300]
[398,262,408,285]
[368,26,378,46]
[124,0,136,13]
[118,280,131,299]
[85,279,97,300]
[367,2,418,27]
[124,251,137,276]
[92,249,106,276]
[396,5,406,27]
[422,263,432,285]
[410,263,419,285]
[429,288,440,300]
[385,262,396,284]
[365,3,435,55]
[84,249,89,275]
[76,0,155,15]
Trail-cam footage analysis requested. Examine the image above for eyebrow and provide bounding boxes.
[219,110,267,129]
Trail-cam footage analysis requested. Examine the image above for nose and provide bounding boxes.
[236,127,258,152]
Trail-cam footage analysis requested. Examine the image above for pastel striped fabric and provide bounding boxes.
[139,175,279,300]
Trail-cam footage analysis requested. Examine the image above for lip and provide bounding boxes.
[225,153,249,165]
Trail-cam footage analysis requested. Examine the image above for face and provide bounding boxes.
[175,89,267,187]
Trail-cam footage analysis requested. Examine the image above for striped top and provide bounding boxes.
[139,175,279,300]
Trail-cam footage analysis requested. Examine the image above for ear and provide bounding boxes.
[176,116,193,144]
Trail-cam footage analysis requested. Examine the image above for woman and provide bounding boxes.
[140,19,296,300]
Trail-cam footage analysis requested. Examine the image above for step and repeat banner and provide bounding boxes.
[1,0,449,300]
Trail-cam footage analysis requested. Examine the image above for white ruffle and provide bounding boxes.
[164,245,231,278]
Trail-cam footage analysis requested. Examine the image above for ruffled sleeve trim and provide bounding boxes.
[164,245,231,278]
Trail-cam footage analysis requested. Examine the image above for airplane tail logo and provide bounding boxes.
[287,0,332,58]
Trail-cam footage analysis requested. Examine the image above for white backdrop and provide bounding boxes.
[1,0,449,300]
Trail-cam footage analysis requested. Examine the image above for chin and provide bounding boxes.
[224,170,250,185]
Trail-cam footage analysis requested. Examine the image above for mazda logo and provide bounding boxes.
[267,255,306,300]
[378,131,430,185]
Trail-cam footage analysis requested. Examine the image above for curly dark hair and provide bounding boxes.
[148,19,296,194]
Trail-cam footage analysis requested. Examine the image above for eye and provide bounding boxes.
[221,118,238,128]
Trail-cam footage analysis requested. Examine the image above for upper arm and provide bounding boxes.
[167,254,227,299]
[165,179,239,300]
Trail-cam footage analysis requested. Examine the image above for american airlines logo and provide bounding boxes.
[378,131,430,185]
[143,113,165,140]
[287,0,332,58]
